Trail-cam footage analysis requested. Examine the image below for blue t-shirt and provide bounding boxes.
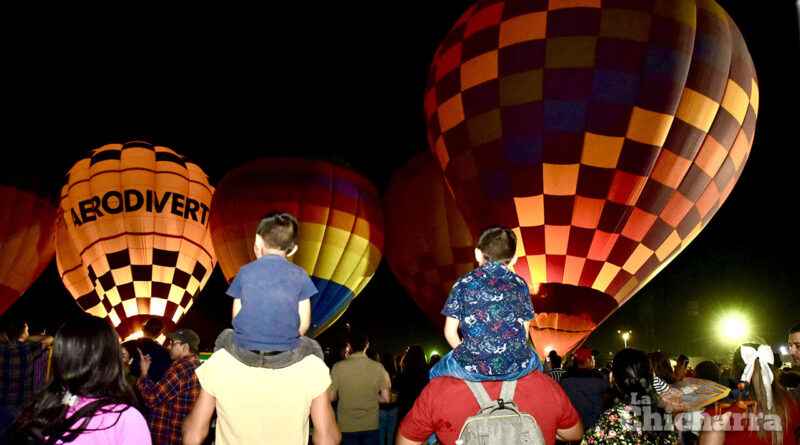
[227,254,318,351]
[442,262,534,376]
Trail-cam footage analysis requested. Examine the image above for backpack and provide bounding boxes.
[455,380,546,445]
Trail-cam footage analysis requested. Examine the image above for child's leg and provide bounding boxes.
[428,351,499,382]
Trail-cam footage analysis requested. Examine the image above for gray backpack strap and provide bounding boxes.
[465,381,495,409]
[498,380,517,404]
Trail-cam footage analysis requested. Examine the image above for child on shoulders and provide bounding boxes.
[227,212,317,353]
[429,226,541,381]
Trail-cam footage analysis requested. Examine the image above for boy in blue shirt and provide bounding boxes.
[430,225,542,381]
[227,212,318,352]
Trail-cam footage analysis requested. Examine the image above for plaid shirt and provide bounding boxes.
[136,354,199,445]
[0,341,42,413]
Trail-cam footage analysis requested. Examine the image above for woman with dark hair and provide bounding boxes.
[394,346,429,423]
[648,351,677,385]
[9,315,151,444]
[699,343,799,445]
[582,348,678,444]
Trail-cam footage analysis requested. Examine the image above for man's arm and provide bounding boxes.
[555,419,583,442]
[27,334,54,348]
[328,389,338,402]
[231,298,242,320]
[182,388,215,445]
[378,388,392,404]
[396,434,424,445]
[136,358,182,408]
[310,390,340,445]
[698,412,729,445]
[444,316,461,349]
[298,299,311,336]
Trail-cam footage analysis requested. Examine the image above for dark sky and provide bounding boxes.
[3,2,799,360]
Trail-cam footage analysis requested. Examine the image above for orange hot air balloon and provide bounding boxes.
[384,151,476,329]
[209,158,383,337]
[0,181,58,315]
[424,0,758,357]
[56,142,217,340]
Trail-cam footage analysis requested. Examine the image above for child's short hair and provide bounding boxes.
[477,226,517,264]
[256,212,299,253]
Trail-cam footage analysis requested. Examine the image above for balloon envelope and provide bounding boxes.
[209,158,384,337]
[384,151,476,329]
[425,0,758,356]
[56,142,217,340]
[0,184,58,315]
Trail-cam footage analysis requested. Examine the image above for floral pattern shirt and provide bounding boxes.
[443,262,534,376]
[582,403,679,445]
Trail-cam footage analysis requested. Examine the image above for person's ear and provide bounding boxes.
[253,235,263,257]
[474,248,484,264]
[508,255,518,267]
[287,244,298,257]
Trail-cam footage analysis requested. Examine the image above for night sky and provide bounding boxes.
[3,2,799,361]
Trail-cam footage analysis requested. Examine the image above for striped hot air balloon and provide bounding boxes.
[56,142,217,340]
[424,0,758,356]
[209,158,384,337]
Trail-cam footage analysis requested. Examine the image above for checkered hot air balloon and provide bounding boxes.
[424,0,758,357]
[208,158,384,337]
[0,180,58,315]
[384,151,476,329]
[56,142,217,340]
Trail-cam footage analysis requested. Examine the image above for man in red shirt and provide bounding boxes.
[396,370,583,445]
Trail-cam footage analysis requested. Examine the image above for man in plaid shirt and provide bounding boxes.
[0,320,53,426]
[137,328,200,445]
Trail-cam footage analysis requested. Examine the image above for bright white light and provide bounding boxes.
[720,315,747,342]
[123,330,143,342]
[780,346,789,355]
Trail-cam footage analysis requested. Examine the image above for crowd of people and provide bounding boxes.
[0,216,798,445]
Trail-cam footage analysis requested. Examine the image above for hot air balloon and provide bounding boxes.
[0,180,58,315]
[56,142,217,340]
[384,151,476,329]
[209,158,383,337]
[424,0,758,356]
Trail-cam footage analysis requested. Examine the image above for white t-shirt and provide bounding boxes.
[195,349,331,445]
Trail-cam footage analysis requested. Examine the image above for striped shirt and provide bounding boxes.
[653,376,669,394]
[547,367,566,383]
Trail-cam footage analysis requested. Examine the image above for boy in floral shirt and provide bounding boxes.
[429,226,541,381]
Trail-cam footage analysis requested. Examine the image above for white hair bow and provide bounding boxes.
[740,345,774,409]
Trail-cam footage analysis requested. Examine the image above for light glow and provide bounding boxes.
[719,314,748,343]
[123,330,143,342]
